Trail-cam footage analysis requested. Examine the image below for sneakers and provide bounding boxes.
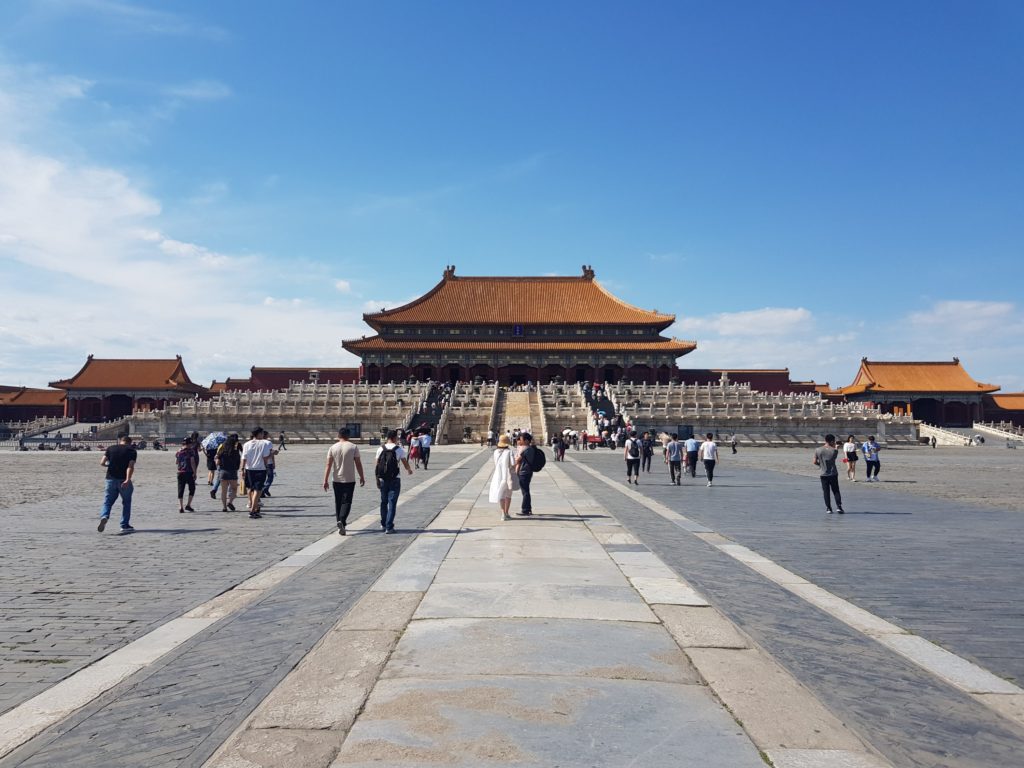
[826,509,833,514]
[262,490,272,498]
[338,524,346,536]
[707,481,713,487]
[119,526,134,534]
[227,502,236,511]
[222,507,229,513]
[97,517,108,532]
[384,528,394,534]
[179,507,185,514]
[837,509,845,514]
[502,513,512,521]
[210,490,217,499]
[249,511,261,519]
[185,505,195,512]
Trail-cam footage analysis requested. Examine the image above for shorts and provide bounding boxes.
[206,456,217,471]
[177,473,196,498]
[219,469,238,482]
[245,470,267,491]
[845,452,858,463]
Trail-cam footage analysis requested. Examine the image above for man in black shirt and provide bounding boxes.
[99,433,137,533]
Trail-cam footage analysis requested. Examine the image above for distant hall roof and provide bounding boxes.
[363,265,675,329]
[50,355,207,393]
[840,358,1000,396]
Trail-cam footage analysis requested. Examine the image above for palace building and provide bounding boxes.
[838,358,1000,427]
[343,265,695,385]
[49,355,208,421]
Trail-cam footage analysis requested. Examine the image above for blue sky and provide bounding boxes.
[1,0,1022,390]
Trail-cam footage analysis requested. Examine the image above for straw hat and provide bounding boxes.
[496,434,510,448]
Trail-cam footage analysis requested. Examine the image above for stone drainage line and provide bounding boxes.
[565,455,1024,734]
[0,448,485,760]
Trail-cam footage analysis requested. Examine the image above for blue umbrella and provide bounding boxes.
[201,432,226,450]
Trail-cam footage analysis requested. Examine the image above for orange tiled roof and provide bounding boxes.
[250,366,358,373]
[0,387,66,406]
[840,359,1000,395]
[344,336,696,354]
[988,393,1024,411]
[209,381,228,393]
[50,355,207,393]
[363,266,675,329]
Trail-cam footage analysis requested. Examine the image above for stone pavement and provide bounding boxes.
[2,446,1023,767]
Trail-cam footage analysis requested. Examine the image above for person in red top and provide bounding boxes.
[176,436,199,513]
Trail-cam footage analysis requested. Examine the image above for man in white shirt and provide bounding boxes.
[419,430,432,469]
[323,427,365,535]
[375,429,413,533]
[241,427,272,518]
[698,433,719,487]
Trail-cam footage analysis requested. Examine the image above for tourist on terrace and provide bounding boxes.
[624,431,642,484]
[97,432,136,534]
[216,433,242,512]
[698,433,719,487]
[175,437,199,514]
[684,434,701,478]
[641,431,655,473]
[260,429,279,497]
[664,433,683,485]
[375,429,413,533]
[324,427,364,536]
[241,428,272,518]
[489,434,517,521]
[815,434,845,514]
[420,430,432,469]
[409,431,422,468]
[862,436,882,482]
[515,432,539,516]
[843,435,859,481]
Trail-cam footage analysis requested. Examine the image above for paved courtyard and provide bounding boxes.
[0,444,1022,767]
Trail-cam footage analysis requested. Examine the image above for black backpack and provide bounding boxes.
[524,445,547,472]
[627,439,640,458]
[375,447,400,483]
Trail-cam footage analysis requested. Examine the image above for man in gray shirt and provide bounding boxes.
[814,434,845,514]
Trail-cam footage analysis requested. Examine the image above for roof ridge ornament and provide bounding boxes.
[582,264,595,279]
[443,264,456,279]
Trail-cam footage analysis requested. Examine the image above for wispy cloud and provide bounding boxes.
[334,279,353,294]
[165,79,232,102]
[33,0,229,40]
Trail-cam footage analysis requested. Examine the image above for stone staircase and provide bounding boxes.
[501,391,533,435]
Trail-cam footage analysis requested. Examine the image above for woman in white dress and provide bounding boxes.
[489,434,517,521]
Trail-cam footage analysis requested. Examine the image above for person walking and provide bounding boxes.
[205,441,218,486]
[216,433,242,512]
[278,431,287,451]
[176,436,198,513]
[261,429,279,498]
[815,434,845,514]
[324,427,365,535]
[241,428,272,518]
[641,431,655,473]
[98,432,136,534]
[842,434,859,482]
[862,436,882,482]
[624,430,642,485]
[699,433,719,487]
[409,431,422,468]
[489,434,517,521]
[375,429,413,533]
[664,433,683,485]
[684,434,701,478]
[420,430,432,469]
[515,432,540,516]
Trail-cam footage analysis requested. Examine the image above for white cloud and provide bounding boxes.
[0,61,365,387]
[165,80,232,102]
[677,307,812,337]
[334,279,352,294]
[908,300,1017,335]
[31,0,229,40]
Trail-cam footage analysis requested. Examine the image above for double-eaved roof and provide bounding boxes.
[840,358,1000,396]
[50,355,207,394]
[361,266,675,330]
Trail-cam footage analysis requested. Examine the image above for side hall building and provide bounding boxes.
[343,265,695,385]
[50,355,208,421]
